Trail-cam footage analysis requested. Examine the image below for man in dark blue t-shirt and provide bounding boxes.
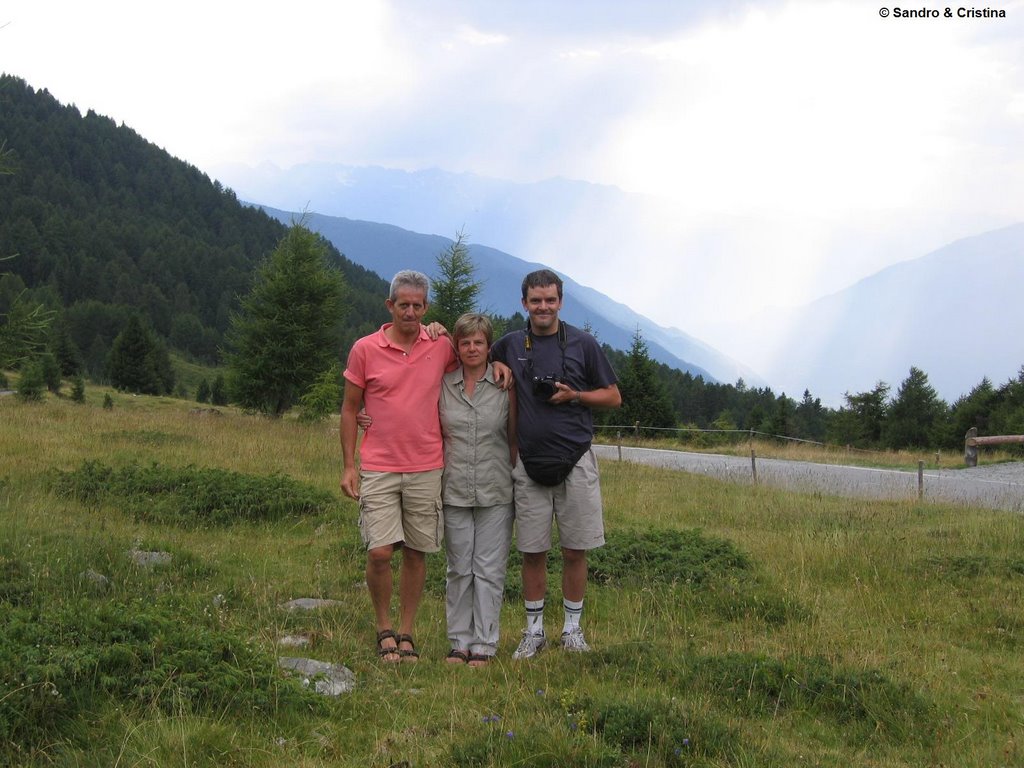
[491,269,621,658]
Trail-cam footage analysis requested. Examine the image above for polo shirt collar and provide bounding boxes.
[377,323,431,348]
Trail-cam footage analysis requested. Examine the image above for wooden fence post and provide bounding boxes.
[750,448,758,485]
[964,427,978,467]
[918,460,924,501]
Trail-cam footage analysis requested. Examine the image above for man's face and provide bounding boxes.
[386,287,428,334]
[522,284,562,335]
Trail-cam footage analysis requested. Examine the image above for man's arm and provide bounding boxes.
[340,378,366,499]
[550,382,622,410]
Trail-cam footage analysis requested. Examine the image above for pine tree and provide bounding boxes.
[425,231,481,332]
[16,358,45,402]
[40,351,62,394]
[617,327,676,431]
[884,367,948,449]
[107,315,172,395]
[224,224,346,416]
[70,374,86,403]
[298,362,343,424]
[196,378,211,403]
[210,374,228,406]
[829,382,890,448]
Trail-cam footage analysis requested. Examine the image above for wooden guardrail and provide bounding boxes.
[964,427,1024,466]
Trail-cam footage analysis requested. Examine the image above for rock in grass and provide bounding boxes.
[278,656,355,696]
[129,549,172,567]
[279,597,343,611]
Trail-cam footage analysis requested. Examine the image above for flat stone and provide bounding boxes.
[129,549,172,567]
[279,597,343,611]
[278,633,312,648]
[80,569,111,590]
[278,656,355,696]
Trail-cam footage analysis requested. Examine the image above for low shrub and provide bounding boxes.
[54,460,338,525]
[588,528,750,586]
[0,595,325,757]
[685,652,936,745]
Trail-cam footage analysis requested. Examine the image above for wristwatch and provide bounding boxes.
[572,390,583,405]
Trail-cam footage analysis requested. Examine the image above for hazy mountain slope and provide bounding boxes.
[734,223,1024,405]
[260,208,761,384]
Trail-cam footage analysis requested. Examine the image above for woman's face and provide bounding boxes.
[456,330,489,368]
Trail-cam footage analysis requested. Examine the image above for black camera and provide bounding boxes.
[532,374,563,399]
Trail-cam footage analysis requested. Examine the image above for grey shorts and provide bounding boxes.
[358,469,443,552]
[512,448,605,553]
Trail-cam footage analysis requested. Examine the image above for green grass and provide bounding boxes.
[2,390,1023,766]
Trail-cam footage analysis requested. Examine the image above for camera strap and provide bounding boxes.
[524,319,568,379]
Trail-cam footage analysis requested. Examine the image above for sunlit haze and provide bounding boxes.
[3,0,1023,363]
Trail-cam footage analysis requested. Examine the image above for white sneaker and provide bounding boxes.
[560,627,591,652]
[512,630,547,659]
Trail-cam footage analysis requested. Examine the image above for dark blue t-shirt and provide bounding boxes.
[491,322,618,458]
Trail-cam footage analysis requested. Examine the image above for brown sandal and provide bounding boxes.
[446,649,469,664]
[397,633,420,662]
[376,629,400,663]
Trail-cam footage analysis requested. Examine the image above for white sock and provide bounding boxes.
[525,599,545,634]
[562,598,583,634]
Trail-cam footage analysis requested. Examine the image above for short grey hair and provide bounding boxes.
[389,270,430,302]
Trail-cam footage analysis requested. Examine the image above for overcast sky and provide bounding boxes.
[3,0,1024,353]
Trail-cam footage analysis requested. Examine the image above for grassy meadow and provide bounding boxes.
[1,385,1023,767]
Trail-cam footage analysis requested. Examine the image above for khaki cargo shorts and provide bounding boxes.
[358,469,443,552]
[512,448,605,553]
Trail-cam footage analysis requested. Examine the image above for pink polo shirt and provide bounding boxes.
[344,323,457,473]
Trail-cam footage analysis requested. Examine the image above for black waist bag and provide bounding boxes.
[522,443,591,486]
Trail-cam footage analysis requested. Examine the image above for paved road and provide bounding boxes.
[593,444,1024,513]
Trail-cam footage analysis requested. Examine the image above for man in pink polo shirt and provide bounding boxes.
[340,270,457,663]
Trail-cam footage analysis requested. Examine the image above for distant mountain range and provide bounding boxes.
[721,223,1024,405]
[223,163,1024,407]
[258,207,762,385]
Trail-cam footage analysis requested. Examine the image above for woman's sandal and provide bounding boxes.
[446,649,469,665]
[397,633,420,662]
[467,652,492,668]
[376,629,400,663]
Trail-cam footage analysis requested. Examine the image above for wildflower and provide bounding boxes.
[683,738,690,746]
[505,731,514,740]
[535,688,545,696]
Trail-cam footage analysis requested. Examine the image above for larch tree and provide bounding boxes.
[224,224,346,416]
[617,326,676,431]
[425,230,481,332]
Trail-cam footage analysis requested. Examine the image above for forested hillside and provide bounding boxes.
[3,74,1023,451]
[0,75,388,373]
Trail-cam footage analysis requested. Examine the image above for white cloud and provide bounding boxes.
[3,0,1024,360]
[455,23,509,47]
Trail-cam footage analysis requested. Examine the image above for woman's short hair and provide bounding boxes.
[453,312,493,346]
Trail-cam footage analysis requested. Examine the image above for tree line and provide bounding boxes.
[3,73,1021,453]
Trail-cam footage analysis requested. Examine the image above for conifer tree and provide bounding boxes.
[884,366,947,448]
[195,378,211,403]
[16,358,45,402]
[210,374,228,406]
[425,231,481,332]
[107,315,173,395]
[224,224,346,416]
[70,374,86,403]
[617,327,676,431]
